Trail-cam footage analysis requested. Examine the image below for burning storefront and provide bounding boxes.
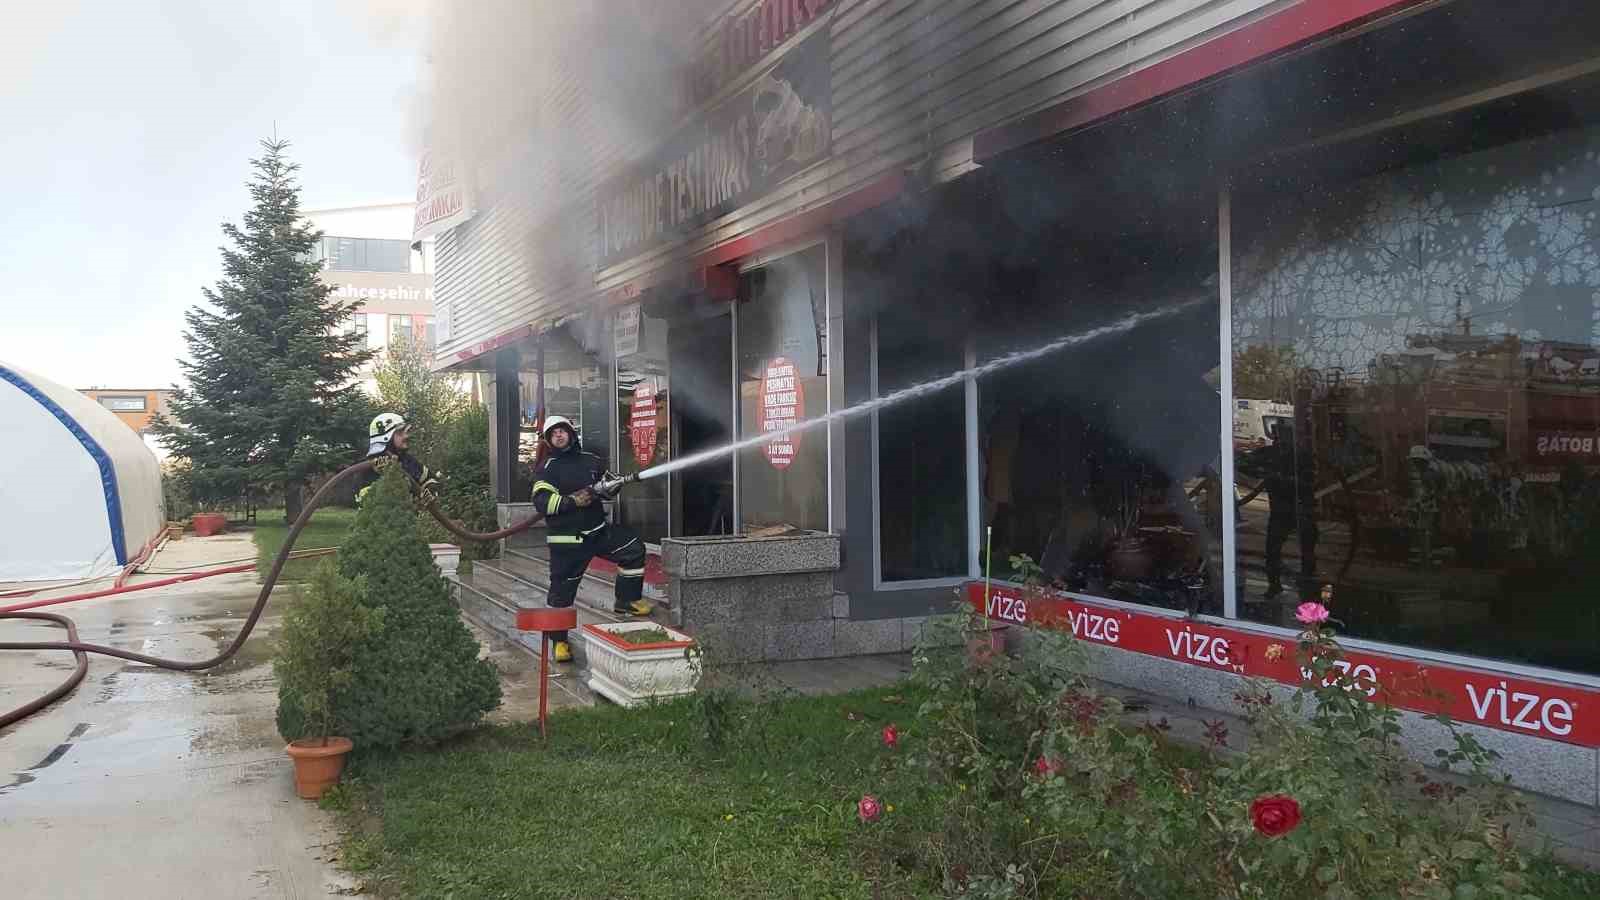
[425,0,1600,808]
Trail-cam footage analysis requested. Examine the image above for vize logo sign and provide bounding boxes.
[963,582,1600,747]
[1465,682,1575,737]
[1064,608,1120,644]
[1165,627,1233,668]
[1299,660,1381,698]
[983,591,1028,625]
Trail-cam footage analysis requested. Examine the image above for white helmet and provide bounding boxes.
[541,415,577,445]
[368,412,407,453]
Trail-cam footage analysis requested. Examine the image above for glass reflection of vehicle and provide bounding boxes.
[1234,398,1295,449]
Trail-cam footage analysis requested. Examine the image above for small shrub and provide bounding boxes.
[617,627,674,645]
[274,561,384,743]
[277,466,501,750]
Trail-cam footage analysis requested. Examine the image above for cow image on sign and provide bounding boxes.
[758,356,802,470]
[630,384,658,469]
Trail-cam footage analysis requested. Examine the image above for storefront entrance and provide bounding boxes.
[668,311,734,538]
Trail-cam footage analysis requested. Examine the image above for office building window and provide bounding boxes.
[98,395,147,412]
[423,316,437,351]
[352,316,369,347]
[320,236,412,273]
[390,314,413,347]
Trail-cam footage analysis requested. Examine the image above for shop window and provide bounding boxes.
[977,256,1223,616]
[617,308,670,544]
[1230,123,1600,676]
[876,307,968,582]
[737,245,828,533]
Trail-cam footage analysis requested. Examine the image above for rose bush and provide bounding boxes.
[868,567,1545,899]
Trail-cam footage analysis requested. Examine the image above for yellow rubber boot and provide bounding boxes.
[614,600,653,618]
[552,641,572,663]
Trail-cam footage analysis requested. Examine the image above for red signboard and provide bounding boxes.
[757,357,802,469]
[1533,429,1600,460]
[965,582,1600,748]
[629,384,659,469]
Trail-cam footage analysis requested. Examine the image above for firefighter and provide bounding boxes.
[1243,421,1319,599]
[356,412,438,502]
[532,416,652,663]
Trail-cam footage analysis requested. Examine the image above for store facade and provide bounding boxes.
[431,0,1600,805]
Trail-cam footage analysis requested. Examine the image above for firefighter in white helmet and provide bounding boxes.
[356,412,438,503]
[531,416,652,663]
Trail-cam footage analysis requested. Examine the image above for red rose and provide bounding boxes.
[858,794,883,823]
[1033,755,1063,778]
[882,724,899,749]
[1249,794,1302,838]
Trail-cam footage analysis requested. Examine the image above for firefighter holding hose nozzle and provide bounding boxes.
[533,416,653,663]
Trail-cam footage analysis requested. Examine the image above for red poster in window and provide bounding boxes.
[758,356,803,470]
[629,384,658,469]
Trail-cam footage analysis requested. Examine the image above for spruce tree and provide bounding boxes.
[276,466,501,749]
[153,138,373,520]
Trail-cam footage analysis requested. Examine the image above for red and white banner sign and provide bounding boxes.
[965,582,1600,747]
[757,357,802,470]
[629,385,658,469]
[413,145,475,241]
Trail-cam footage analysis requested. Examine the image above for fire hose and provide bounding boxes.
[0,457,557,732]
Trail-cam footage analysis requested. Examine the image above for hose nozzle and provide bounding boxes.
[590,472,639,501]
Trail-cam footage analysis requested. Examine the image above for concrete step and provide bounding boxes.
[476,553,630,623]
[453,571,616,669]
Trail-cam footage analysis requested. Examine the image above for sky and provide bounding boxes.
[0,0,427,389]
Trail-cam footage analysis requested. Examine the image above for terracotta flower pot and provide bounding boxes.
[285,737,353,799]
[1107,536,1154,580]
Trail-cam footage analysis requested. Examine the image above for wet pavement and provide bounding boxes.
[0,533,363,899]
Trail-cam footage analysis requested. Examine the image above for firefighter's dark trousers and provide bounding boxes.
[545,522,647,644]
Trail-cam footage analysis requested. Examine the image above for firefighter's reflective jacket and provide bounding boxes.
[355,446,426,505]
[531,444,608,544]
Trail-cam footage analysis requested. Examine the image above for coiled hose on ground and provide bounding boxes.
[0,458,544,731]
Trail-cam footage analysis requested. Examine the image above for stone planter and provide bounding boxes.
[429,543,461,575]
[581,622,699,708]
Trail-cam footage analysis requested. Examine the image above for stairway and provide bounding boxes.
[452,548,667,668]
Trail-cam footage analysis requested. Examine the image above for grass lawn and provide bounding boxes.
[251,506,357,582]
[333,686,936,899]
[330,682,1600,900]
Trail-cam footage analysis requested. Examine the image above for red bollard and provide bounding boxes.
[515,607,578,739]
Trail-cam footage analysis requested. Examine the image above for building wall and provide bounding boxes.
[434,0,1287,363]
[305,204,440,394]
[79,388,171,434]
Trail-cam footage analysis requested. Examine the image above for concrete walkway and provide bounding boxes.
[0,533,362,900]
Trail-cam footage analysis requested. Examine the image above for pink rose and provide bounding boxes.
[858,794,883,823]
[1295,602,1330,625]
[1033,755,1063,778]
[882,724,899,749]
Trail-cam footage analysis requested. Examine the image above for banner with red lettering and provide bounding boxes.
[966,582,1600,747]
[758,356,802,469]
[630,385,659,469]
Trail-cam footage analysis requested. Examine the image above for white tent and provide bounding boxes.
[1,362,165,582]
